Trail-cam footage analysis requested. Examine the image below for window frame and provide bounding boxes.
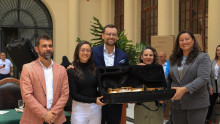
[179,0,208,51]
[141,0,158,45]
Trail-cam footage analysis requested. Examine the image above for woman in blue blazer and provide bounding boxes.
[168,30,211,124]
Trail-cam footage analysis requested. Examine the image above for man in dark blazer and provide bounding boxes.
[92,24,129,124]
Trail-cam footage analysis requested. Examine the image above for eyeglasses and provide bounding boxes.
[105,33,117,37]
[79,49,92,53]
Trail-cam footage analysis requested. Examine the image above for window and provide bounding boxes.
[141,0,158,45]
[115,0,124,32]
[0,0,53,78]
[0,0,53,47]
[179,0,208,51]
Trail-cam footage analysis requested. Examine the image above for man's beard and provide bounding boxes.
[106,40,116,46]
[39,50,54,60]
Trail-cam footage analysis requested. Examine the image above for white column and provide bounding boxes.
[172,0,179,36]
[108,0,115,24]
[134,0,141,43]
[101,0,109,26]
[208,0,220,59]
[124,0,135,44]
[67,0,79,62]
[158,0,172,35]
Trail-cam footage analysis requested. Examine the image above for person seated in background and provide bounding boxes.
[67,41,105,124]
[0,52,13,80]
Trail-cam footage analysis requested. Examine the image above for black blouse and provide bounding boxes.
[67,62,99,103]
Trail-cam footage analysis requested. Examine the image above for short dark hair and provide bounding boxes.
[215,45,220,60]
[35,35,52,47]
[0,52,6,59]
[139,46,158,64]
[103,24,117,33]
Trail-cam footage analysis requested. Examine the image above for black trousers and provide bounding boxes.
[206,93,218,120]
[0,73,11,80]
[206,80,219,120]
[101,104,122,124]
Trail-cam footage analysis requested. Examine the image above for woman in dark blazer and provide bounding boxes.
[168,30,211,124]
[206,45,220,123]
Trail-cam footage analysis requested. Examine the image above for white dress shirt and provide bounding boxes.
[39,60,54,110]
[215,63,219,80]
[162,61,168,78]
[104,45,115,66]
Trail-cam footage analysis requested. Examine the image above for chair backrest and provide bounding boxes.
[0,78,21,109]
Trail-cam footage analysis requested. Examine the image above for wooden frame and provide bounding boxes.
[115,0,124,32]
[179,0,208,51]
[141,0,158,45]
[0,77,20,85]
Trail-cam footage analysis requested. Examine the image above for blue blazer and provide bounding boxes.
[92,45,129,67]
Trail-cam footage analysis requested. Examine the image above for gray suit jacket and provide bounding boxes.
[210,59,220,93]
[169,52,211,110]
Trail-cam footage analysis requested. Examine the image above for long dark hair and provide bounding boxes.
[139,46,158,64]
[72,41,96,79]
[215,45,220,60]
[169,30,200,66]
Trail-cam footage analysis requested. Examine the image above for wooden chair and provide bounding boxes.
[0,78,21,110]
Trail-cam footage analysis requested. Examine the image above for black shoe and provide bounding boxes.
[166,119,173,124]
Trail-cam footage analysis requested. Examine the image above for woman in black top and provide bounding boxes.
[68,41,105,124]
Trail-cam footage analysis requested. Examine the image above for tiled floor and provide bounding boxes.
[126,103,134,124]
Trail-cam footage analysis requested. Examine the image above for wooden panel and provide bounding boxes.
[115,0,124,31]
[141,0,158,45]
[179,0,208,51]
[151,35,175,60]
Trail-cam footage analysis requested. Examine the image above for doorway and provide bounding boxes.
[0,0,53,79]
